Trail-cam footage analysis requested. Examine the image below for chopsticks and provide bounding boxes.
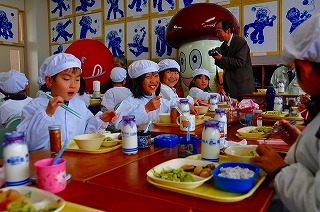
[45,93,82,119]
[265,120,296,140]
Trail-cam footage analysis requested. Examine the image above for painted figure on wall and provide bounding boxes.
[128,26,148,57]
[128,0,147,12]
[106,0,124,20]
[51,0,70,17]
[183,0,193,7]
[154,19,172,57]
[54,45,64,54]
[244,6,276,44]
[0,10,14,40]
[52,19,73,42]
[76,0,95,12]
[106,30,124,56]
[286,0,315,34]
[79,16,98,39]
[153,0,175,12]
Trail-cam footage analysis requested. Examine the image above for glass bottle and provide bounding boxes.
[278,80,285,93]
[121,115,138,155]
[48,125,62,153]
[201,120,220,162]
[274,95,283,112]
[3,131,30,186]
[253,109,263,126]
[209,94,219,112]
[179,98,190,115]
[266,86,276,111]
[213,108,227,141]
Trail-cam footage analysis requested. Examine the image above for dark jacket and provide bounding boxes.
[215,34,255,100]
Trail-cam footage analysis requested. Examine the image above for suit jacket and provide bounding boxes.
[215,34,255,100]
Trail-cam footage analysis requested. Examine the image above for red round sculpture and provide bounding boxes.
[65,39,114,93]
[166,3,240,48]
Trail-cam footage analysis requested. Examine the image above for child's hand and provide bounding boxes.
[100,110,117,122]
[145,96,162,113]
[46,96,64,117]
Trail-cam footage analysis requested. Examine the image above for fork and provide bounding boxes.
[265,120,297,140]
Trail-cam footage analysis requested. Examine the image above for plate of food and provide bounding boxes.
[237,126,273,138]
[0,186,65,211]
[147,158,216,189]
[102,132,122,147]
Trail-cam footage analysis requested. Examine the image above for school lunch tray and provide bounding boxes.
[147,155,266,202]
[153,115,211,127]
[262,111,304,121]
[65,140,122,154]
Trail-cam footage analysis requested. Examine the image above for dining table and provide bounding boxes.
[14,118,292,212]
[240,93,299,105]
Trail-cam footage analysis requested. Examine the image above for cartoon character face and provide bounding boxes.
[178,40,222,96]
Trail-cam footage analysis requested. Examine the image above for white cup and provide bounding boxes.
[176,114,196,131]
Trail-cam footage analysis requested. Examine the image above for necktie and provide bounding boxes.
[288,71,294,83]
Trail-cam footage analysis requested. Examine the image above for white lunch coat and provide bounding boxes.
[160,83,194,105]
[101,87,132,110]
[114,94,175,129]
[189,87,219,102]
[17,92,109,151]
[0,97,33,128]
[270,66,305,95]
[76,93,90,107]
[274,112,320,212]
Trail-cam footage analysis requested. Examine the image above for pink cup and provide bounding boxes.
[34,158,66,193]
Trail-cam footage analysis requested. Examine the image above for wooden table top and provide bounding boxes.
[25,122,287,211]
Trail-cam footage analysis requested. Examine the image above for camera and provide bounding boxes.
[208,47,222,56]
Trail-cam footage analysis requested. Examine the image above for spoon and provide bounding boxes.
[144,119,153,133]
[52,140,69,165]
[186,122,191,142]
[174,105,184,116]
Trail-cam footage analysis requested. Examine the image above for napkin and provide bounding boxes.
[257,139,287,145]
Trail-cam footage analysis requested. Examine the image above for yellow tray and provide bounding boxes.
[65,140,121,154]
[147,155,266,202]
[262,111,304,121]
[236,133,266,140]
[62,201,104,212]
[153,116,211,127]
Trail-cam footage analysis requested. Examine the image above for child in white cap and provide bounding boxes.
[188,68,220,102]
[114,59,179,129]
[101,67,132,110]
[253,13,320,212]
[158,59,204,107]
[0,70,32,128]
[17,53,117,151]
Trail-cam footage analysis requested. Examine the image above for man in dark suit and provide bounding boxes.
[212,19,255,101]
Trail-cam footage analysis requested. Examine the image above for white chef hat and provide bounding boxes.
[110,67,127,82]
[192,68,212,79]
[128,60,159,79]
[37,55,56,86]
[283,13,320,64]
[0,70,28,94]
[158,59,180,72]
[43,53,82,77]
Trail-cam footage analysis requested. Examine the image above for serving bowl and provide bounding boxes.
[224,145,258,163]
[73,134,104,150]
[102,132,121,147]
[212,162,260,193]
[257,89,267,93]
[195,106,209,115]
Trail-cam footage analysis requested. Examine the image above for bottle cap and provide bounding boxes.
[48,125,61,130]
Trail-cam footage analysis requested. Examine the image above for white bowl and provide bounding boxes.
[159,113,171,124]
[147,158,215,189]
[73,134,104,150]
[102,133,121,147]
[224,145,258,163]
[237,126,263,138]
[195,106,209,115]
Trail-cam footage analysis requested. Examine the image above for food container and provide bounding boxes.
[212,162,260,193]
[154,134,178,148]
[224,145,258,163]
[177,136,199,158]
